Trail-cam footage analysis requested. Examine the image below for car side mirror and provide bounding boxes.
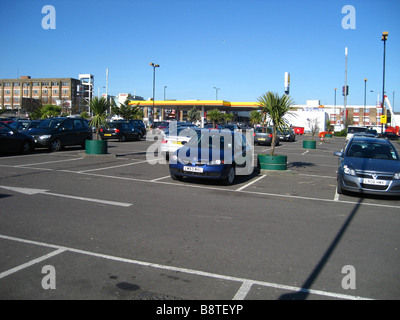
[334,151,343,157]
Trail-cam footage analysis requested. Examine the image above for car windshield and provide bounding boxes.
[347,127,367,134]
[255,127,272,133]
[164,127,199,136]
[346,142,399,160]
[37,119,63,128]
[188,132,233,149]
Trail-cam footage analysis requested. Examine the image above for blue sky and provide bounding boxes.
[1,0,399,108]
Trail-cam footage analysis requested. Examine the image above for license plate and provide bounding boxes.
[172,141,182,145]
[104,134,112,136]
[258,138,266,141]
[362,179,386,185]
[183,166,203,173]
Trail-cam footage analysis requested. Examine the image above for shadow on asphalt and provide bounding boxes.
[278,198,363,300]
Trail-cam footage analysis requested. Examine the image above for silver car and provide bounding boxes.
[334,136,400,196]
[254,127,279,146]
[161,126,200,160]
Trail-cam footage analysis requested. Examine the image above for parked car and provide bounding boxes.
[161,127,201,160]
[27,117,92,151]
[277,127,296,142]
[253,127,279,146]
[381,131,399,140]
[169,130,254,185]
[125,119,146,137]
[334,136,400,196]
[204,124,223,130]
[0,117,14,125]
[100,121,141,142]
[9,119,42,132]
[0,122,35,154]
[222,123,239,131]
[346,126,367,141]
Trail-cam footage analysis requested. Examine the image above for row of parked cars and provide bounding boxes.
[0,117,146,155]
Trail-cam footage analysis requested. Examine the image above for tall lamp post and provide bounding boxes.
[213,87,220,100]
[382,31,388,126]
[149,63,160,126]
[343,47,348,129]
[363,79,367,126]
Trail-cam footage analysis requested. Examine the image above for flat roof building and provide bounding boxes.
[0,76,86,115]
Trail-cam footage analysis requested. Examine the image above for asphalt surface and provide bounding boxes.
[0,132,399,301]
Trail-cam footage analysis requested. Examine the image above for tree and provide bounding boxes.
[112,100,141,120]
[223,112,234,124]
[39,105,62,119]
[249,110,262,126]
[258,92,294,156]
[207,109,222,128]
[188,107,201,123]
[89,97,110,140]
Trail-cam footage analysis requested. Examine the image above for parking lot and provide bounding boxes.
[0,133,399,301]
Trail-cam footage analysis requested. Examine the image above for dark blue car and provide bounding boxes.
[169,129,254,185]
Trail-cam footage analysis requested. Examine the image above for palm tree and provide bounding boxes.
[258,92,294,156]
[89,97,110,140]
[207,108,222,128]
[112,100,141,120]
[249,110,262,127]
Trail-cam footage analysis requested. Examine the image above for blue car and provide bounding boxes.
[169,129,254,185]
[334,136,400,196]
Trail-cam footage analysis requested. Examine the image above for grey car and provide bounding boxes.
[334,136,400,196]
[254,127,279,146]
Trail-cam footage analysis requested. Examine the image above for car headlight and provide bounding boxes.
[170,154,178,162]
[394,172,400,180]
[209,159,224,165]
[343,165,356,176]
[39,135,52,140]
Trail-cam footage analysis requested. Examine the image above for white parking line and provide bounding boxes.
[14,158,84,167]
[151,175,171,182]
[78,160,149,173]
[235,175,266,191]
[0,248,65,279]
[0,234,373,300]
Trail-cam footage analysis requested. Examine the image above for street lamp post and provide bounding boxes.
[149,63,160,126]
[334,88,337,130]
[363,79,367,126]
[213,87,220,100]
[382,31,388,126]
[343,47,348,129]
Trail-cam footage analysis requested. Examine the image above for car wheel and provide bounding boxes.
[21,141,31,154]
[50,139,62,152]
[170,173,183,181]
[223,165,235,185]
[337,177,344,194]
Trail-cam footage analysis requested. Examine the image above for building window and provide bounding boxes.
[23,90,29,96]
[62,82,70,86]
[4,90,10,95]
[14,89,20,95]
[42,82,50,86]
[13,82,20,87]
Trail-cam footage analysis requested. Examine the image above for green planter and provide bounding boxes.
[303,140,317,149]
[325,133,332,138]
[258,154,287,171]
[85,139,108,155]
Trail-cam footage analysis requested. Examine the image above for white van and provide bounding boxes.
[346,126,367,140]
